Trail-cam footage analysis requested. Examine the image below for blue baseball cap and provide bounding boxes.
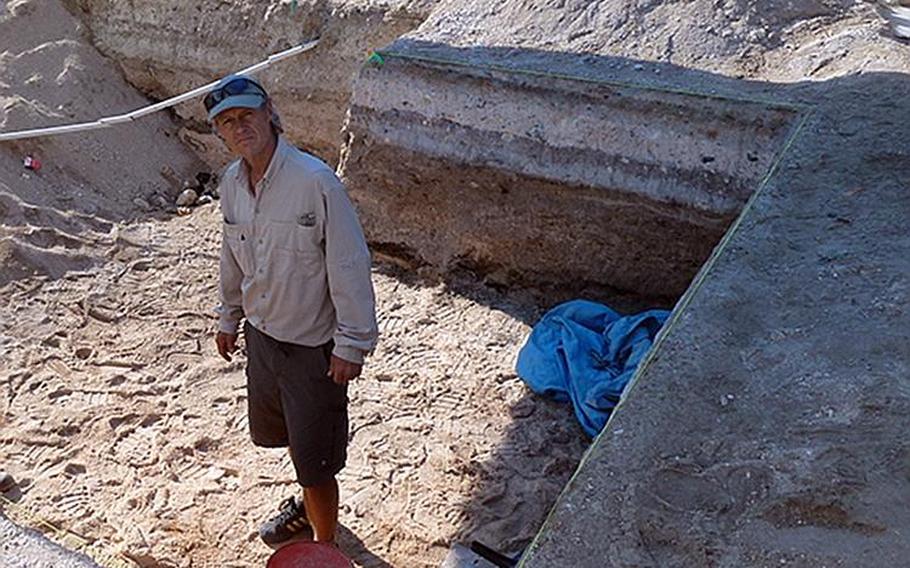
[204,75,269,121]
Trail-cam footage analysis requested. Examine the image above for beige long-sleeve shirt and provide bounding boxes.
[217,137,378,364]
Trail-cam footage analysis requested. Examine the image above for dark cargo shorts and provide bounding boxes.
[244,321,349,487]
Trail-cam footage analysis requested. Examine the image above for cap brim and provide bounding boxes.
[207,94,266,121]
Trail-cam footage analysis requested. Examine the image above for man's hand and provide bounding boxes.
[327,355,362,385]
[216,331,238,361]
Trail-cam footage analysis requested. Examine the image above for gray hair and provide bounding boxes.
[268,101,284,134]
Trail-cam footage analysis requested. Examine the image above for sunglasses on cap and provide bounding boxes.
[203,77,268,113]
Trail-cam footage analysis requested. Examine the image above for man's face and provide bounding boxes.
[213,103,274,161]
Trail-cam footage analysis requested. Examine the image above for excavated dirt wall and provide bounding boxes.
[340,54,796,304]
[333,0,902,305]
[66,0,436,166]
[66,0,807,306]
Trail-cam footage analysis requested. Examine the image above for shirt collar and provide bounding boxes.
[233,135,290,187]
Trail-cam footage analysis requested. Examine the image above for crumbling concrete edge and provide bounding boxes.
[371,48,806,113]
[513,97,815,566]
[354,48,805,304]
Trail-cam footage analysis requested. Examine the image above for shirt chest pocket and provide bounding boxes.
[265,221,324,266]
[223,221,255,274]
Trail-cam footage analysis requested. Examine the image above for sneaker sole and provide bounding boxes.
[263,527,315,550]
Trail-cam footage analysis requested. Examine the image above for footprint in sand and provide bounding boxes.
[113,427,159,467]
[427,389,466,413]
[53,480,97,521]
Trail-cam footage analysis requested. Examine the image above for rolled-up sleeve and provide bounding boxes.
[319,172,378,364]
[218,228,245,334]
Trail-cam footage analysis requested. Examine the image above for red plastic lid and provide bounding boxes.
[266,542,352,568]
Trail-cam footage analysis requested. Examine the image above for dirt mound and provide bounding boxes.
[406,0,903,81]
[0,0,206,299]
[0,180,115,287]
[0,0,204,225]
[67,0,438,166]
[0,237,93,286]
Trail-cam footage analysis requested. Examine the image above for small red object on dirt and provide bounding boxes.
[23,155,42,171]
[266,542,352,568]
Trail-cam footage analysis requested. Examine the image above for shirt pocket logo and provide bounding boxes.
[297,212,317,227]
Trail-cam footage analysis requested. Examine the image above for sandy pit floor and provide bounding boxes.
[0,202,588,567]
[0,1,585,565]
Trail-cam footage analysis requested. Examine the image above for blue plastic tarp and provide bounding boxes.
[516,300,670,437]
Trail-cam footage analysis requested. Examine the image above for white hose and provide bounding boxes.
[878,1,910,38]
[0,39,319,143]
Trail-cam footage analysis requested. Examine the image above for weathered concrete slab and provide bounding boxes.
[520,72,910,566]
[0,512,100,568]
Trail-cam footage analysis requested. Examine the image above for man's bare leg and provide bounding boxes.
[303,477,339,543]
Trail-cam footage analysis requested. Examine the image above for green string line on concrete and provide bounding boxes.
[517,106,815,566]
[373,49,810,113]
[367,51,386,67]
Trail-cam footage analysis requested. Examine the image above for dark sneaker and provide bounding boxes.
[259,496,314,546]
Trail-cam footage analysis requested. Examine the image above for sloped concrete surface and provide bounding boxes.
[521,74,910,567]
[0,513,99,568]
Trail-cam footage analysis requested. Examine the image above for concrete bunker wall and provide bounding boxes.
[340,53,798,304]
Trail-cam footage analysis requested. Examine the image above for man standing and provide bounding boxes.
[206,75,378,546]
